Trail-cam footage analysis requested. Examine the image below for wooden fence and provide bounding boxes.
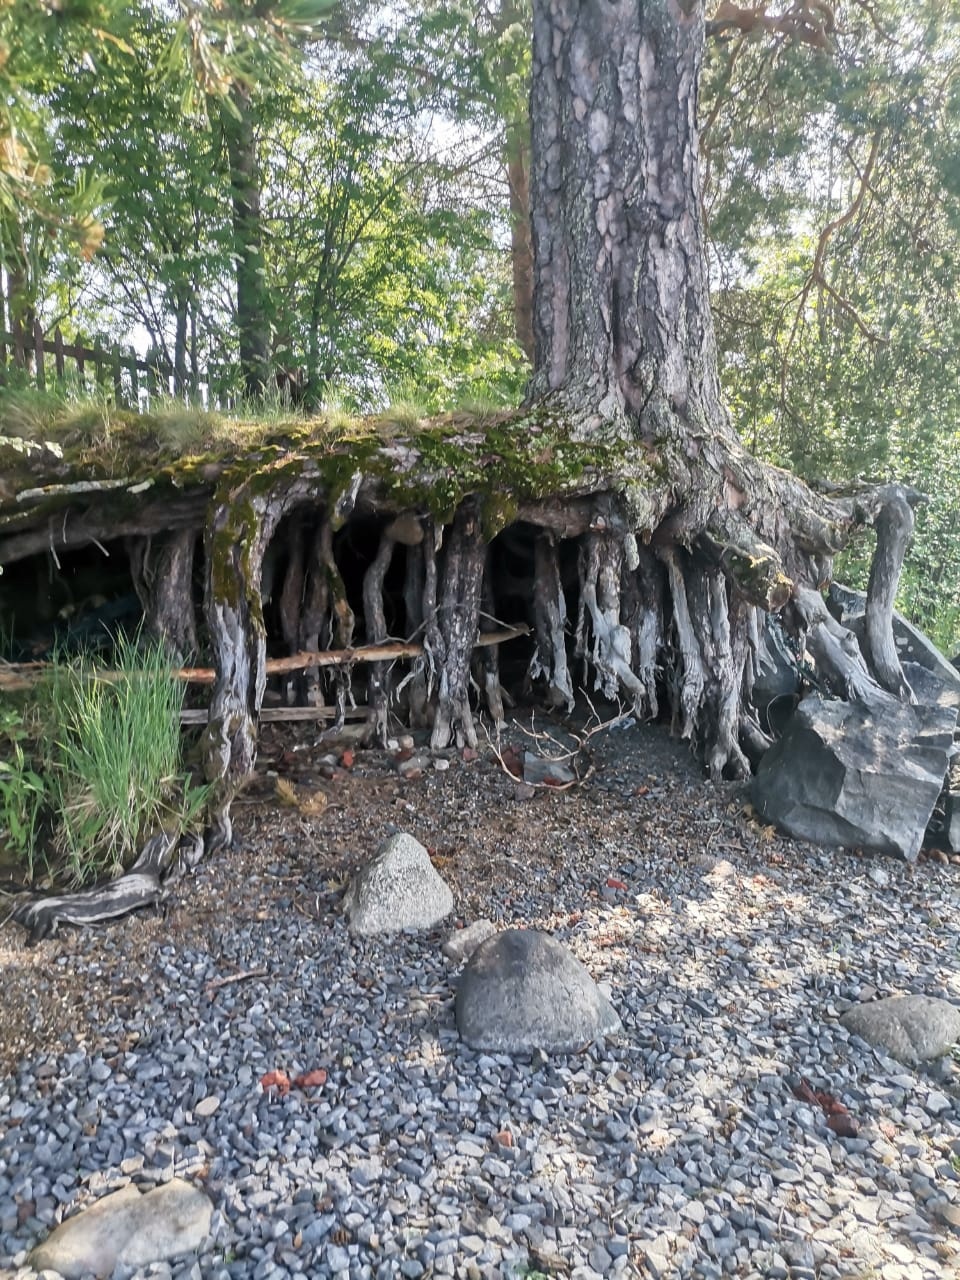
[0,319,237,409]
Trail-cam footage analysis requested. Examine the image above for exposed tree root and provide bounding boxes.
[0,412,932,882]
[429,501,485,750]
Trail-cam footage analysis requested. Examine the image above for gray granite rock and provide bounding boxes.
[343,831,454,935]
[29,1179,212,1279]
[751,694,956,861]
[455,928,622,1053]
[840,995,960,1066]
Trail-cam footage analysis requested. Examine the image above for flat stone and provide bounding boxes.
[343,831,453,936]
[455,928,621,1054]
[442,920,497,964]
[29,1179,212,1279]
[193,1096,220,1118]
[840,996,960,1066]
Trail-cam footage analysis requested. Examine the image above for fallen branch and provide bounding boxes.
[483,697,625,792]
[204,967,269,997]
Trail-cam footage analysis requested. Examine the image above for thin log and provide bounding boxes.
[0,627,532,693]
[180,705,371,725]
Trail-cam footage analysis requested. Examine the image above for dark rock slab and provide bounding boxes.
[751,694,956,861]
[751,616,802,733]
[455,928,621,1053]
[840,995,960,1066]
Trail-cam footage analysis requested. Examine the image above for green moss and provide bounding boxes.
[3,403,668,559]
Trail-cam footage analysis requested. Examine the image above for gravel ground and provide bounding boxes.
[1,715,960,1280]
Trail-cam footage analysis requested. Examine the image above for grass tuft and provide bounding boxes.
[41,635,208,885]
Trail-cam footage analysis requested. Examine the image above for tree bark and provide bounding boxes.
[223,82,272,399]
[529,0,722,445]
[507,132,535,364]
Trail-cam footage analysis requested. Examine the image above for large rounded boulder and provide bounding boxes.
[455,928,621,1053]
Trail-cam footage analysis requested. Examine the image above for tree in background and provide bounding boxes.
[701,0,960,647]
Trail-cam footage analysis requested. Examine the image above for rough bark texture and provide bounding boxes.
[529,0,721,440]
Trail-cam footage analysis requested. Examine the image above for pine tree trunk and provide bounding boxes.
[529,0,722,444]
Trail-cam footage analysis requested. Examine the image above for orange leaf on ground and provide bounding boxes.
[606,877,627,890]
[293,1069,328,1089]
[815,1092,848,1116]
[260,1070,291,1096]
[493,1130,514,1148]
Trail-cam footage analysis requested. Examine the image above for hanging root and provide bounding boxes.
[576,531,646,709]
[621,543,663,719]
[529,530,575,712]
[657,546,705,739]
[127,528,199,659]
[200,472,316,843]
[319,517,356,724]
[862,484,915,699]
[362,524,398,744]
[430,500,485,750]
[684,560,751,781]
[478,548,509,729]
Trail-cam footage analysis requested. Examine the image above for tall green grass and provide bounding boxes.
[46,635,208,883]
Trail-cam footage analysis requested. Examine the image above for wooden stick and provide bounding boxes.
[179,705,371,724]
[0,625,531,691]
[204,967,269,997]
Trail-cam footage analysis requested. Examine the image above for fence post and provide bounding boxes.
[12,318,25,369]
[111,343,123,405]
[127,350,140,407]
[33,320,45,391]
[53,327,65,383]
